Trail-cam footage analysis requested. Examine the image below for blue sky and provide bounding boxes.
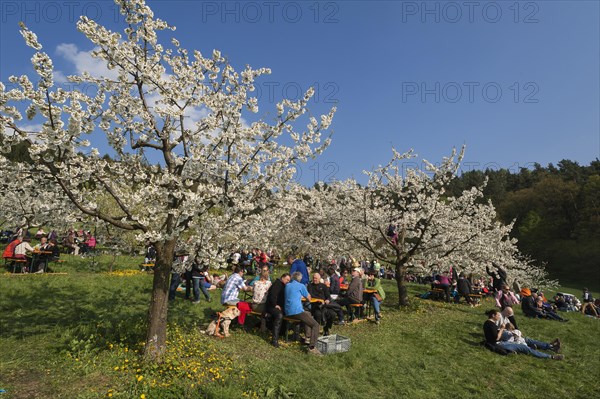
[1,0,598,185]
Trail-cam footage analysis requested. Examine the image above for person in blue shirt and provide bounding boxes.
[289,255,309,285]
[284,272,322,356]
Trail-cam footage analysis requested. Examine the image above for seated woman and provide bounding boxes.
[14,237,34,260]
[483,309,563,360]
[251,266,272,313]
[497,284,520,329]
[365,271,385,323]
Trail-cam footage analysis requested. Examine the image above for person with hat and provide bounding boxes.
[335,267,364,323]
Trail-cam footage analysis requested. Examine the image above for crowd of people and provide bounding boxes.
[2,227,98,273]
[162,247,599,358]
[168,251,387,355]
[3,230,596,361]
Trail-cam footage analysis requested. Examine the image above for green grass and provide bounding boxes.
[1,256,599,398]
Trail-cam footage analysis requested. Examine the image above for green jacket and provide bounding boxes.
[366,278,386,301]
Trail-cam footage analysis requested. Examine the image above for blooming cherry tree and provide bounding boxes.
[301,148,553,306]
[0,0,334,360]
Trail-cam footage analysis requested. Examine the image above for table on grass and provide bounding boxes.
[31,250,53,273]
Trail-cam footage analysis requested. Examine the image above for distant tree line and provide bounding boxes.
[447,159,600,287]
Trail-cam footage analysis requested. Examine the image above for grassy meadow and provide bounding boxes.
[1,254,599,399]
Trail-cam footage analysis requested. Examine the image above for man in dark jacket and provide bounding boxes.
[265,273,291,347]
[521,293,544,318]
[487,263,507,292]
[307,273,337,336]
[455,273,473,305]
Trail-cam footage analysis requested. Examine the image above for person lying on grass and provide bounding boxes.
[483,309,564,360]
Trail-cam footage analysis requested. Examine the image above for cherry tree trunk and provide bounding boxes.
[395,262,409,307]
[144,239,176,361]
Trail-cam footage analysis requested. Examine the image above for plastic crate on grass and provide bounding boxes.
[316,334,351,354]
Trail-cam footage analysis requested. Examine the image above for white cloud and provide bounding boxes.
[55,43,119,80]
[53,70,68,84]
[17,123,43,133]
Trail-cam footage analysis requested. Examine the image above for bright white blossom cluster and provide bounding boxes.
[0,0,336,357]
[0,0,335,255]
[0,0,553,334]
[281,147,556,305]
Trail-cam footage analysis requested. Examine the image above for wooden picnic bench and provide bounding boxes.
[430,288,445,300]
[140,263,155,272]
[4,257,28,273]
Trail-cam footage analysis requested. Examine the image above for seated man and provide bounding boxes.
[521,290,544,318]
[335,267,363,323]
[307,272,337,336]
[221,266,253,306]
[285,272,322,356]
[581,288,599,317]
[265,273,291,347]
[484,309,563,360]
[33,237,51,273]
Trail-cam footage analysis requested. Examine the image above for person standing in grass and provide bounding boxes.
[289,254,309,285]
[483,309,563,360]
[455,273,474,306]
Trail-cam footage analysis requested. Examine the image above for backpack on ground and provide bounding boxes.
[483,341,513,356]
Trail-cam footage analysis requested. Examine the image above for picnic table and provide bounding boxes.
[31,250,53,273]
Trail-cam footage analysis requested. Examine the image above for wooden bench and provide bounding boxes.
[430,288,445,301]
[4,257,28,273]
[140,263,155,272]
[468,293,483,305]
[349,303,364,321]
[282,317,302,342]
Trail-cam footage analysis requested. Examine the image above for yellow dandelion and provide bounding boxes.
[114,366,119,371]
[137,375,144,382]
[140,394,146,399]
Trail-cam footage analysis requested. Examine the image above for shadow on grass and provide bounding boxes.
[460,337,484,348]
[0,279,147,345]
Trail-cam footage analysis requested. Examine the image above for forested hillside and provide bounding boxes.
[448,159,600,288]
